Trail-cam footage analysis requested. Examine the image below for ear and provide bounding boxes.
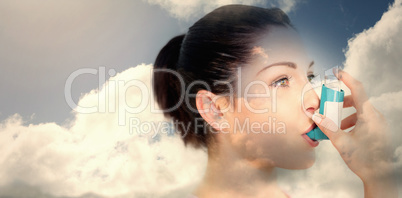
[196,90,225,131]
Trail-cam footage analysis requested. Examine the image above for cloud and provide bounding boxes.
[277,141,363,198]
[0,0,181,124]
[143,0,297,21]
[344,0,402,97]
[343,0,402,149]
[0,64,207,197]
[277,0,402,197]
[1,1,401,197]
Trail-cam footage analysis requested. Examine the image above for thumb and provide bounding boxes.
[312,113,342,140]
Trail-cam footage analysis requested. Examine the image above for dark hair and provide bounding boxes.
[153,5,292,148]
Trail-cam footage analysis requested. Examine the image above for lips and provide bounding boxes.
[302,124,319,147]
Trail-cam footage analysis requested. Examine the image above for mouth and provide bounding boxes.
[301,123,319,147]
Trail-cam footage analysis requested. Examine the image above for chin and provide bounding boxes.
[302,158,316,169]
[277,153,316,170]
[297,156,316,169]
[283,160,315,170]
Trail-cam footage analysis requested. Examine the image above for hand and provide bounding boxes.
[311,69,397,197]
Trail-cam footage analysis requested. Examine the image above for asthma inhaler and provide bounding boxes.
[306,71,345,140]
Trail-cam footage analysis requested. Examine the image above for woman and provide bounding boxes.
[153,5,397,198]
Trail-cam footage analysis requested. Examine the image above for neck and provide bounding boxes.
[194,141,288,198]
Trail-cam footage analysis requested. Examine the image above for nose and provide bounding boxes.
[301,82,320,118]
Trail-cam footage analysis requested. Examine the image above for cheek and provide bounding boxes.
[225,93,316,169]
[273,88,303,123]
[227,131,285,162]
[245,85,273,112]
[230,94,298,136]
[246,97,271,112]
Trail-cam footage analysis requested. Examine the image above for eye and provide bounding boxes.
[307,74,316,82]
[271,76,291,88]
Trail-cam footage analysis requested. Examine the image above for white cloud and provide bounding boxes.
[344,0,402,97]
[143,0,297,21]
[1,0,402,197]
[343,0,402,149]
[277,0,402,197]
[368,91,402,196]
[277,142,363,198]
[0,64,207,197]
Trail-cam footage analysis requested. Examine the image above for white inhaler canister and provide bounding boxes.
[307,74,344,140]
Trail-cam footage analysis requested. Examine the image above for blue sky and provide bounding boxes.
[288,0,394,67]
[0,0,394,125]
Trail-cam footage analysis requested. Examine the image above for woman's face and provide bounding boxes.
[221,26,320,169]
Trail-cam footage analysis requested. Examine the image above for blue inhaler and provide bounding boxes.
[307,73,344,140]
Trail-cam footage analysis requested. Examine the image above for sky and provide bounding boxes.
[0,0,401,197]
[0,0,394,125]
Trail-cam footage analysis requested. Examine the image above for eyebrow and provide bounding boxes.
[256,61,314,76]
[309,61,314,68]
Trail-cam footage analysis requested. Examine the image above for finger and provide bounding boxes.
[341,113,357,130]
[312,113,344,141]
[334,69,369,112]
[343,95,355,108]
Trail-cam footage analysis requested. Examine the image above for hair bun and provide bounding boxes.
[153,34,185,116]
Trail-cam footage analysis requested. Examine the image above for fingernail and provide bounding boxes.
[304,110,313,119]
[312,113,323,124]
[332,67,342,80]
